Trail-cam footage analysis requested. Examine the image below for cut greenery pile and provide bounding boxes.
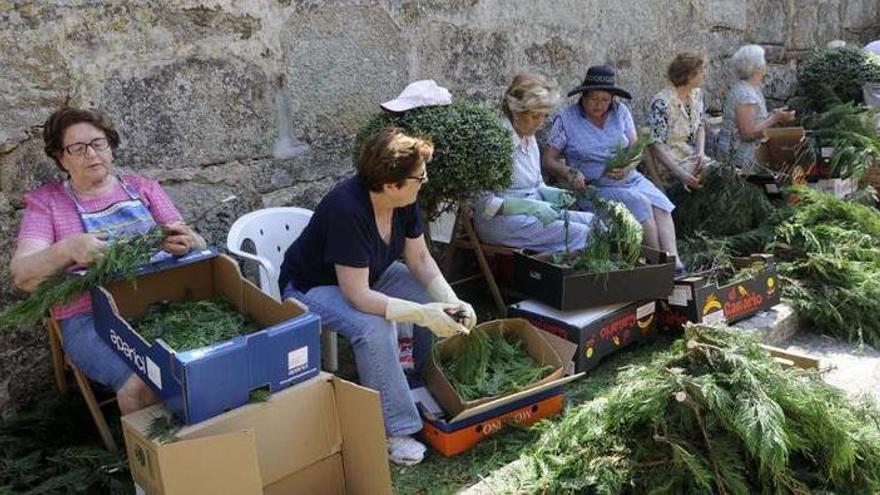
[550,191,643,274]
[437,324,553,402]
[514,323,880,494]
[0,228,165,329]
[801,102,880,180]
[774,186,880,347]
[135,297,260,352]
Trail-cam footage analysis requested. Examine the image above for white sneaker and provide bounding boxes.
[387,435,426,466]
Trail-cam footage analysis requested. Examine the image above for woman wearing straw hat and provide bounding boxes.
[543,65,684,273]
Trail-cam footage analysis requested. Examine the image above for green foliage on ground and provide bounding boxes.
[437,324,553,402]
[801,102,880,180]
[797,46,880,111]
[670,166,777,243]
[774,186,880,347]
[353,100,514,222]
[0,393,130,494]
[135,297,260,352]
[0,229,165,329]
[513,323,880,494]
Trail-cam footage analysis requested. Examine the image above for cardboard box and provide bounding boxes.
[420,387,564,457]
[806,177,856,198]
[92,250,321,424]
[657,255,781,332]
[513,247,674,311]
[424,319,579,423]
[123,373,391,495]
[508,300,657,373]
[757,127,807,169]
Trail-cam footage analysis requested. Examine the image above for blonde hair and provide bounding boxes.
[501,72,560,119]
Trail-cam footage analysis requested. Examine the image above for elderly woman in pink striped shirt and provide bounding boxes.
[9,107,205,414]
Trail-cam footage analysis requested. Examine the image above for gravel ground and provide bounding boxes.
[781,329,880,403]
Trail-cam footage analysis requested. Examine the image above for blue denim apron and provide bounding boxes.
[59,176,159,391]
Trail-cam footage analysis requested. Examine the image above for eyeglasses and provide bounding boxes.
[63,137,110,157]
[406,171,428,183]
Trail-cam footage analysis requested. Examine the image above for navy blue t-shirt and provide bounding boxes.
[279,176,424,293]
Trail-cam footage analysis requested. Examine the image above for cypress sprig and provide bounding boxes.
[513,323,880,494]
[437,324,553,402]
[0,228,166,329]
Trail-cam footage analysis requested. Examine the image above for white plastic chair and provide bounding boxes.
[226,207,337,371]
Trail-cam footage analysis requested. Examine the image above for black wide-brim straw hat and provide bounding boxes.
[567,65,632,99]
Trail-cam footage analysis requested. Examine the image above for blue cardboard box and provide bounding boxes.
[92,250,321,424]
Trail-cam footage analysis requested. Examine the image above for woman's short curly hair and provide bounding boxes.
[43,107,120,171]
[501,72,560,120]
[667,53,706,87]
[356,127,434,192]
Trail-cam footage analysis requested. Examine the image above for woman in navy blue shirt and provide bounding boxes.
[280,128,476,466]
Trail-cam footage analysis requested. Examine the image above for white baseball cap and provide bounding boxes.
[380,80,452,112]
[865,40,880,56]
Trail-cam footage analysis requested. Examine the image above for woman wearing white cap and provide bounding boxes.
[473,72,597,252]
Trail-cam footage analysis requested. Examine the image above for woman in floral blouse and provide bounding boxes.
[646,53,714,190]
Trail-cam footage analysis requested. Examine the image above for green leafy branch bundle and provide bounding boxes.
[605,134,651,172]
[801,102,880,180]
[437,324,553,402]
[514,323,880,494]
[0,228,166,329]
[353,100,514,222]
[551,188,643,274]
[135,297,261,352]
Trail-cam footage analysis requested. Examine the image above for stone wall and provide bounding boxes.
[1,0,877,417]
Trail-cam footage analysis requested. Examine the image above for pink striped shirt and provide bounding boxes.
[16,174,182,320]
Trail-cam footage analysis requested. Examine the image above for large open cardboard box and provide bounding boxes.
[509,300,657,373]
[92,250,321,424]
[123,372,391,495]
[424,319,580,423]
[513,247,674,311]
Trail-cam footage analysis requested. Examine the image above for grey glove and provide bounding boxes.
[501,197,559,226]
[537,186,577,208]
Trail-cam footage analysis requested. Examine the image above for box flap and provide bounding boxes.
[333,377,392,495]
[158,431,262,495]
[178,373,340,486]
[512,299,628,329]
[449,373,582,423]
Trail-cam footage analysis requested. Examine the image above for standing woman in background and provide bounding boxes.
[717,44,796,172]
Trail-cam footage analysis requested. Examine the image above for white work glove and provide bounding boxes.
[426,276,478,330]
[385,298,469,338]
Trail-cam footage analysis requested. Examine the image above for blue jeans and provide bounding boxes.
[282,262,433,436]
[59,313,134,392]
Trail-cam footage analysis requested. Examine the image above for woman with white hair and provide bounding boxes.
[717,44,795,171]
[473,72,596,252]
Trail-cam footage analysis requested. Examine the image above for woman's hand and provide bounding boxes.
[771,106,796,125]
[162,222,201,256]
[62,233,107,266]
[607,160,639,181]
[568,168,587,189]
